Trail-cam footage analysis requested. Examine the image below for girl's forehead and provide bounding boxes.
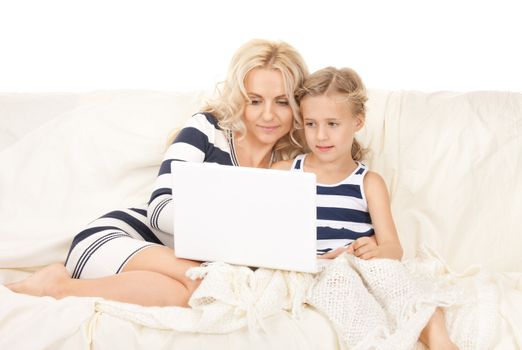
[302,94,350,107]
[301,94,353,117]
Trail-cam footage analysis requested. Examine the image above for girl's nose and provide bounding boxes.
[317,125,327,140]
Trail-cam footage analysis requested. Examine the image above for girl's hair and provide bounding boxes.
[201,39,309,161]
[297,67,368,161]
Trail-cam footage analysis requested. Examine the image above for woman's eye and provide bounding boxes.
[249,99,261,105]
[276,99,289,106]
[304,122,315,127]
[328,122,339,127]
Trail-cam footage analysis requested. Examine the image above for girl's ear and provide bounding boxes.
[354,114,365,131]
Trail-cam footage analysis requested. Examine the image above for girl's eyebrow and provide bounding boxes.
[304,117,341,121]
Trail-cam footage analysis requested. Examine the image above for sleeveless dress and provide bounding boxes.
[290,154,375,255]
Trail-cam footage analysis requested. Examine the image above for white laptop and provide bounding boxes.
[171,161,318,273]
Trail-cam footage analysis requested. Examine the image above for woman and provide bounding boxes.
[7,39,309,307]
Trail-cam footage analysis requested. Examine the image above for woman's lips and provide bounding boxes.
[258,125,279,132]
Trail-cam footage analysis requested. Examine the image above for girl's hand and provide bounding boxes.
[317,235,379,260]
[346,236,378,260]
[317,246,349,259]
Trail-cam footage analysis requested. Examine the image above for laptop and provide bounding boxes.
[170,161,318,273]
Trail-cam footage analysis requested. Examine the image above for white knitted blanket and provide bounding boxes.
[96,246,503,349]
[308,251,453,349]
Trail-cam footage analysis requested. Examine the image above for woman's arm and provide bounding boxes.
[147,113,221,234]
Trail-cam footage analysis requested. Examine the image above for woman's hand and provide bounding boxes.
[346,236,379,260]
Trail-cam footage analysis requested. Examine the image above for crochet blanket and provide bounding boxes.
[95,246,515,349]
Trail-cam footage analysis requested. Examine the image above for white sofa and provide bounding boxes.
[1,89,521,349]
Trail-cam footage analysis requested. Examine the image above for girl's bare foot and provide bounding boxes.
[428,340,459,350]
[5,263,70,298]
[420,307,459,350]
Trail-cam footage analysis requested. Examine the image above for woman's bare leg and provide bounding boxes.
[419,307,458,349]
[6,246,201,307]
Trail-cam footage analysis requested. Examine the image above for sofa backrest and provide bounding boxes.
[1,89,521,273]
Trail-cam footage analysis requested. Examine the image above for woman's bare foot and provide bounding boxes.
[5,263,70,298]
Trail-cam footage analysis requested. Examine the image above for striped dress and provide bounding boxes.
[65,113,239,279]
[291,154,375,255]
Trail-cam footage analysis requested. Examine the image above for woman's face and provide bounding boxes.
[242,68,294,147]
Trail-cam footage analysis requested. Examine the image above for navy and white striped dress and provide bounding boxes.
[291,154,375,255]
[65,113,239,279]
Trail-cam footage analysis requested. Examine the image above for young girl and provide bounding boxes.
[272,67,458,349]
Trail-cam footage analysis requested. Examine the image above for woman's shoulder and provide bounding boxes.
[166,112,226,147]
[191,112,220,129]
[181,112,226,138]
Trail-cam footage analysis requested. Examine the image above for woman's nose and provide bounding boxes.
[261,103,275,121]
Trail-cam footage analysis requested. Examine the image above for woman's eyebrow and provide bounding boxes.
[247,93,288,99]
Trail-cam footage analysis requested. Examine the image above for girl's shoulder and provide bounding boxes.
[362,170,389,199]
[270,159,293,171]
[271,153,307,170]
[362,170,385,184]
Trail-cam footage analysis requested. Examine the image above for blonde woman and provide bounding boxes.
[7,39,309,307]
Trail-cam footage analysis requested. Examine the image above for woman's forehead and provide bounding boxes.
[244,68,287,96]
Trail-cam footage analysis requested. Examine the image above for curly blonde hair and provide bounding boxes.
[201,39,309,161]
[296,67,368,161]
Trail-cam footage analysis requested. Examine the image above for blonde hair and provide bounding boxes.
[200,39,309,161]
[297,67,368,161]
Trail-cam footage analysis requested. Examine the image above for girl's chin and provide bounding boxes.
[310,152,342,162]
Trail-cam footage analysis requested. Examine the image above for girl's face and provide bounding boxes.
[242,68,293,147]
[301,94,363,164]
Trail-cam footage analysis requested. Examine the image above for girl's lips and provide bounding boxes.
[316,145,333,152]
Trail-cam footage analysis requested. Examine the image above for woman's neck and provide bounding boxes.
[233,133,274,168]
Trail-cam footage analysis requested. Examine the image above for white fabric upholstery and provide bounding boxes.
[1,89,521,349]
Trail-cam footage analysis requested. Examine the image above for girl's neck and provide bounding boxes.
[233,133,274,168]
[305,153,358,184]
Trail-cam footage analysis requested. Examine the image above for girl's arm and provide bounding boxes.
[354,171,403,260]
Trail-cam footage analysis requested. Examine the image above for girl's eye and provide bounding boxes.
[328,122,339,127]
[304,122,315,127]
[249,99,261,105]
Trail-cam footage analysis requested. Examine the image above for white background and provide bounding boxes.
[0,0,520,93]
